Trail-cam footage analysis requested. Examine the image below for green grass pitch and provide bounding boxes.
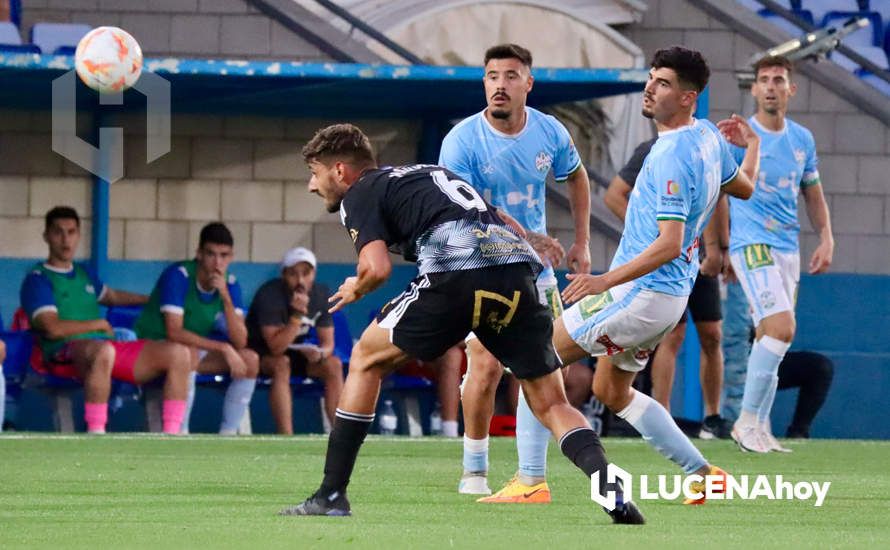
[1,435,888,548]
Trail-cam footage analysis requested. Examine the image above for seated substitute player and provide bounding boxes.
[550,47,758,504]
[280,123,644,524]
[134,222,259,435]
[21,206,192,434]
[247,246,344,434]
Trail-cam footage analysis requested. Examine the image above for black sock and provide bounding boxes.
[318,410,374,497]
[559,427,618,501]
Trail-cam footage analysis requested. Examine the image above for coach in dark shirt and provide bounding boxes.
[247,247,344,434]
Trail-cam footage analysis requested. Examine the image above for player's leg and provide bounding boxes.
[305,353,344,426]
[67,339,116,434]
[128,340,192,434]
[650,319,685,410]
[687,273,728,438]
[458,338,501,495]
[197,348,260,435]
[260,354,294,434]
[730,248,795,452]
[779,351,833,438]
[720,281,753,423]
[563,361,594,409]
[429,345,461,438]
[281,320,411,516]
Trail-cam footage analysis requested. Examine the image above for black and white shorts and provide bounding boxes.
[376,263,560,379]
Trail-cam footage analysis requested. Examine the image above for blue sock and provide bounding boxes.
[219,377,257,434]
[180,371,196,435]
[463,435,489,474]
[516,387,550,479]
[758,376,779,424]
[0,366,5,433]
[741,336,788,417]
[617,390,708,474]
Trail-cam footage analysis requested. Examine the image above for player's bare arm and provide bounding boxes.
[802,183,834,274]
[701,195,729,277]
[329,239,392,313]
[562,219,684,303]
[208,272,248,349]
[566,165,592,274]
[717,114,759,198]
[99,287,149,306]
[33,310,113,340]
[604,175,632,222]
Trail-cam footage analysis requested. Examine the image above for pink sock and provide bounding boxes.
[84,402,108,433]
[162,399,187,435]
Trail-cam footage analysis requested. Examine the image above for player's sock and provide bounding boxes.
[616,390,708,474]
[516,387,549,483]
[0,365,5,433]
[741,336,789,416]
[219,377,257,434]
[162,399,187,435]
[558,427,618,501]
[180,370,196,435]
[319,409,374,497]
[442,420,459,438]
[84,402,108,434]
[463,435,489,474]
[757,376,779,424]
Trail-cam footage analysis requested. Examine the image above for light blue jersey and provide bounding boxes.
[729,116,819,253]
[439,107,582,282]
[613,119,739,297]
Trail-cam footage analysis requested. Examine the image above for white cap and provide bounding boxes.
[281,247,316,269]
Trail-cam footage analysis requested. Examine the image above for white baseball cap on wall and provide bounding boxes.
[281,247,317,269]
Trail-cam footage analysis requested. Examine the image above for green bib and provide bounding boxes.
[32,263,108,356]
[135,260,225,340]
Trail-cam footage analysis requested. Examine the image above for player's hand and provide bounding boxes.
[809,239,834,274]
[97,319,115,337]
[722,254,737,283]
[290,290,310,316]
[329,276,361,313]
[526,231,565,267]
[221,343,248,378]
[562,272,609,304]
[717,114,759,148]
[209,272,230,299]
[700,251,722,277]
[495,208,527,239]
[567,242,592,274]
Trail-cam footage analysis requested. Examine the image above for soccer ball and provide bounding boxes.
[74,26,143,94]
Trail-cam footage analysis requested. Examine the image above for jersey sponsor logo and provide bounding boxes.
[744,244,774,270]
[349,228,359,243]
[505,184,539,209]
[544,287,563,319]
[634,348,654,362]
[578,291,613,320]
[535,151,553,174]
[666,180,680,195]
[596,334,624,356]
[472,290,521,334]
[759,290,776,310]
[682,236,701,264]
[85,284,96,295]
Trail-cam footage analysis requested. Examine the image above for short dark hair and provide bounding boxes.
[45,206,80,230]
[484,43,533,68]
[651,46,710,92]
[199,222,233,248]
[301,123,376,167]
[753,55,794,80]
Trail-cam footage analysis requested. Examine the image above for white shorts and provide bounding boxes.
[730,245,799,325]
[561,281,687,373]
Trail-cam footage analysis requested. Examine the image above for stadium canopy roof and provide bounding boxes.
[0,53,648,119]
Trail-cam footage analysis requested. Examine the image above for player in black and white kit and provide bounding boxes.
[280,123,643,524]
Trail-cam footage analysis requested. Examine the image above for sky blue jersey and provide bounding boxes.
[439,107,582,281]
[613,119,739,297]
[729,116,820,253]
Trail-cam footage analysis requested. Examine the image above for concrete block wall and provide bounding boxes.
[0,109,421,264]
[17,0,327,61]
[621,0,890,274]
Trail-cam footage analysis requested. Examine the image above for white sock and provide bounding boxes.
[463,435,489,474]
[442,420,459,438]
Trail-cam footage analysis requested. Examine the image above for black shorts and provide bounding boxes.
[678,273,721,324]
[285,349,310,377]
[376,263,560,379]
